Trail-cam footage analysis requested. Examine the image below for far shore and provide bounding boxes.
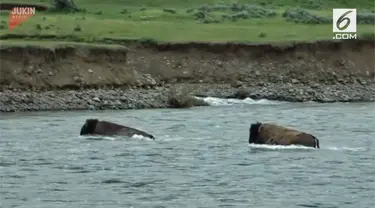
[1,39,374,112]
[1,1,374,112]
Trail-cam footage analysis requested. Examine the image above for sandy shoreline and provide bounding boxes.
[1,40,374,112]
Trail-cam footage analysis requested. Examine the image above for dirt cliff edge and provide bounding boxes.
[0,39,374,112]
[1,40,374,90]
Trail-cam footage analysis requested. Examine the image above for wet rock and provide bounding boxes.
[257,82,264,86]
[305,88,315,94]
[231,80,243,88]
[357,78,367,85]
[311,83,320,88]
[92,97,101,102]
[291,79,299,84]
[340,94,350,102]
[143,74,157,85]
[168,94,208,108]
[87,100,96,105]
[0,81,374,112]
[26,67,33,75]
[229,89,250,99]
[73,76,82,83]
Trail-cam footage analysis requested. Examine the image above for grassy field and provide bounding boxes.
[0,0,374,44]
[0,39,126,49]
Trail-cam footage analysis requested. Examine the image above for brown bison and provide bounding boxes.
[249,122,320,148]
[80,119,155,140]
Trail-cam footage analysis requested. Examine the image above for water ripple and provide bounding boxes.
[0,103,374,207]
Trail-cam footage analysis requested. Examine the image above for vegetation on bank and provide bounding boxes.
[0,0,374,44]
[0,39,127,49]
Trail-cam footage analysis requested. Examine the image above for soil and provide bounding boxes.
[0,39,374,112]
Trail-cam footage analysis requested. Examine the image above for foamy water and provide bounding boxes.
[81,134,154,141]
[195,96,284,106]
[1,100,374,208]
[248,143,368,151]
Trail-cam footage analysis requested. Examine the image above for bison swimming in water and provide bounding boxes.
[249,122,320,148]
[80,119,155,140]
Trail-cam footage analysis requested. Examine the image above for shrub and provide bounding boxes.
[226,11,250,21]
[230,3,247,12]
[225,7,276,21]
[357,13,375,24]
[45,7,84,14]
[359,9,375,13]
[137,38,158,46]
[192,11,222,24]
[73,25,81,32]
[120,9,128,14]
[35,24,42,30]
[193,11,206,19]
[163,8,177,14]
[200,17,222,24]
[282,8,330,24]
[245,5,277,18]
[192,3,276,23]
[197,4,229,12]
[259,32,266,38]
[301,0,322,10]
[0,21,6,30]
[228,4,276,17]
[359,32,375,40]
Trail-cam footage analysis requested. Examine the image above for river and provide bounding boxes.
[1,98,374,208]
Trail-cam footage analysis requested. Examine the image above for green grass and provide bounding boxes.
[0,40,126,49]
[0,0,374,44]
[10,0,373,10]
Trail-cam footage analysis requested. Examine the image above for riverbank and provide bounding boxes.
[1,83,375,112]
[0,39,374,112]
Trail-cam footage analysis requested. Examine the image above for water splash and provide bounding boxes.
[248,144,316,150]
[80,134,154,141]
[325,146,368,152]
[130,134,154,141]
[248,144,368,151]
[81,136,116,141]
[161,135,209,142]
[195,96,285,106]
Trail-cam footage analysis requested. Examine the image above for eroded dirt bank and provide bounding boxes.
[0,40,374,112]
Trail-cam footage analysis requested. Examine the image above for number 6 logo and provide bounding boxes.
[333,9,356,33]
[336,10,352,31]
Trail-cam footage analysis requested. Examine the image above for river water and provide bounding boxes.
[1,98,374,208]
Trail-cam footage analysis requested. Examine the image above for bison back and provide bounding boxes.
[259,124,304,145]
